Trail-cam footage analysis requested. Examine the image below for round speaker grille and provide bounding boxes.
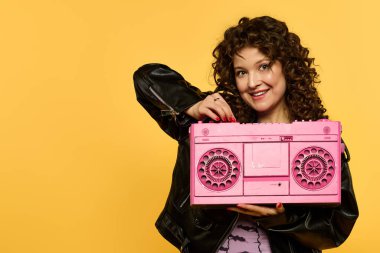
[197,148,241,191]
[292,146,335,190]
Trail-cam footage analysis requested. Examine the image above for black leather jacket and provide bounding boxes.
[133,63,359,253]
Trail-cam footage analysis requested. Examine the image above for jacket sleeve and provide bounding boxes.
[257,144,359,250]
[133,63,208,141]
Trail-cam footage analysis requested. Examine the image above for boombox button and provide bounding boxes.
[281,136,293,141]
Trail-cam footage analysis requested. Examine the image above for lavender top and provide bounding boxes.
[217,215,272,253]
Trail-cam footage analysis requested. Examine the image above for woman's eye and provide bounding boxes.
[259,63,271,71]
[236,71,246,77]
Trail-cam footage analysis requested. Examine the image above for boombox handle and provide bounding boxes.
[341,139,350,162]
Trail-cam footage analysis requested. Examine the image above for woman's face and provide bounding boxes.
[233,47,289,123]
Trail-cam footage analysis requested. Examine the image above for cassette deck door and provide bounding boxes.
[244,142,289,176]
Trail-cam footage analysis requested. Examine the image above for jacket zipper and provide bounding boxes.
[179,194,190,209]
[288,238,295,253]
[213,213,240,253]
[148,86,179,117]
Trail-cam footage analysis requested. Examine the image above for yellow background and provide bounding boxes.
[0,0,377,252]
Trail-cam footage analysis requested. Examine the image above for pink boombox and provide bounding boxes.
[189,120,342,206]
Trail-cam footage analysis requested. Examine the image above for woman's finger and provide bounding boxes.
[200,107,221,121]
[239,204,278,216]
[203,95,228,121]
[213,94,236,122]
[228,203,285,217]
[185,93,236,122]
[209,94,236,122]
[275,203,285,213]
[226,207,261,216]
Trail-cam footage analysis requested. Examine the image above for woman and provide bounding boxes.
[133,16,358,253]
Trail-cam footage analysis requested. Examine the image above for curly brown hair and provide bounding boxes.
[212,16,328,123]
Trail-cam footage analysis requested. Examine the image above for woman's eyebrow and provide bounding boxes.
[254,58,270,65]
[233,57,269,69]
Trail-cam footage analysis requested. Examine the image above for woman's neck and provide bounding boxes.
[257,107,291,124]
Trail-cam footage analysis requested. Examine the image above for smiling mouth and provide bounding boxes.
[252,90,269,97]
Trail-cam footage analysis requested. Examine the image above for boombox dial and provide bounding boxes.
[197,148,241,191]
[292,146,336,190]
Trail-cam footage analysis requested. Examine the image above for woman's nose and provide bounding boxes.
[248,73,261,88]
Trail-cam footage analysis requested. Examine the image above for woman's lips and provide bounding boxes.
[251,89,269,100]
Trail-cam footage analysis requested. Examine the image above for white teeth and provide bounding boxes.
[253,90,268,97]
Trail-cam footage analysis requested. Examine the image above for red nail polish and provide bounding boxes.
[215,117,220,121]
[276,203,283,208]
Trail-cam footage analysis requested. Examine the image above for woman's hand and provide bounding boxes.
[185,93,236,122]
[227,203,285,218]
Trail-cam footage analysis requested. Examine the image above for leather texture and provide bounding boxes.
[133,63,359,253]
